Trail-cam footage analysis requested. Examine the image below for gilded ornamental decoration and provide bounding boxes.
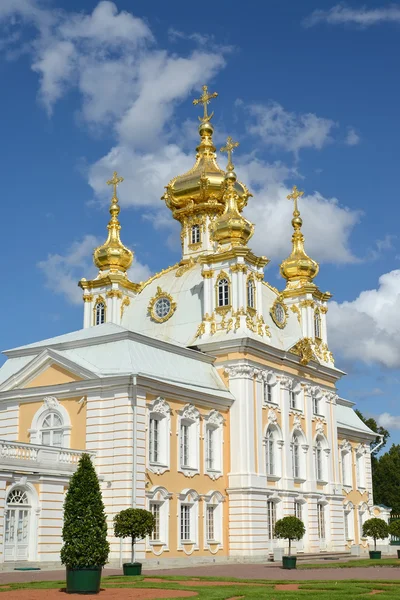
[270,296,288,329]
[148,287,177,323]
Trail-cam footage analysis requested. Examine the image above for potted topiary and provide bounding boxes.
[61,454,109,594]
[274,516,306,570]
[388,520,400,559]
[362,517,389,559]
[114,508,155,576]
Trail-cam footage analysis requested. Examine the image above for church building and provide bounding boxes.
[0,86,389,566]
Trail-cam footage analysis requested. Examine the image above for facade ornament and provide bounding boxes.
[291,304,302,323]
[315,420,325,435]
[148,287,177,323]
[176,257,196,277]
[293,414,303,432]
[325,392,338,404]
[279,376,293,390]
[224,364,257,378]
[340,439,352,453]
[289,337,316,366]
[120,296,130,318]
[180,404,200,422]
[268,409,278,425]
[43,396,59,409]
[148,397,171,416]
[206,409,224,427]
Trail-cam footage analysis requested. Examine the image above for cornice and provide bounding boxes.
[79,273,140,293]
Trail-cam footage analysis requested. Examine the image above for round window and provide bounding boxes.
[154,297,171,319]
[274,303,285,324]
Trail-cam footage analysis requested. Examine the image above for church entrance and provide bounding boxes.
[4,489,31,561]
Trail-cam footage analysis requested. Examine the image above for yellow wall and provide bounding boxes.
[145,395,230,559]
[19,397,87,449]
[24,364,82,388]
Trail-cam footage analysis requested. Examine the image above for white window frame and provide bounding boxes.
[217,277,230,307]
[147,397,171,475]
[29,397,71,447]
[203,410,223,479]
[340,441,353,488]
[356,446,366,490]
[291,427,308,481]
[267,500,277,540]
[94,299,106,325]
[264,423,283,481]
[247,277,256,310]
[314,310,322,339]
[343,501,354,542]
[146,486,172,551]
[317,503,326,540]
[191,224,201,245]
[178,489,199,552]
[203,491,224,550]
[294,500,303,520]
[178,405,200,477]
[263,372,278,405]
[314,434,330,484]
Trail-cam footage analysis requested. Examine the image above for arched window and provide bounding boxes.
[314,310,322,339]
[147,397,171,475]
[204,491,224,547]
[314,434,329,483]
[247,278,255,310]
[217,278,230,307]
[292,433,301,479]
[40,412,65,447]
[191,224,201,245]
[147,486,172,549]
[95,301,105,325]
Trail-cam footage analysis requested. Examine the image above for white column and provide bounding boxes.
[83,298,92,328]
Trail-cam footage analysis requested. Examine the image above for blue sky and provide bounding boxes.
[1,0,400,444]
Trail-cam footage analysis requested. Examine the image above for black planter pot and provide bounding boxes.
[123,562,142,576]
[397,549,400,559]
[282,556,297,570]
[369,550,382,560]
[66,566,102,594]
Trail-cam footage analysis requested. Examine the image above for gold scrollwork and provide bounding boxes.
[106,289,123,299]
[83,294,93,303]
[291,304,302,324]
[148,286,177,323]
[120,296,130,319]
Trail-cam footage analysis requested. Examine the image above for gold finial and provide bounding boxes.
[280,185,319,285]
[93,171,133,274]
[107,171,124,199]
[287,185,304,217]
[220,136,239,171]
[193,85,218,122]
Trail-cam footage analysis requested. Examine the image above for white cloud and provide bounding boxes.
[328,269,400,368]
[377,412,400,430]
[245,101,336,156]
[345,127,360,146]
[237,156,361,264]
[37,234,151,304]
[304,4,400,28]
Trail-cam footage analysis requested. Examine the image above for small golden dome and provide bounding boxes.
[280,186,319,284]
[162,86,250,223]
[211,138,254,247]
[93,172,133,274]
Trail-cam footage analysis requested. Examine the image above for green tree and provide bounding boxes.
[61,453,109,568]
[114,508,155,564]
[362,517,389,551]
[373,444,400,513]
[274,516,306,556]
[355,410,389,457]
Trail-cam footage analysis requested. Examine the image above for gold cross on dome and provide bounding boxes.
[193,85,218,122]
[220,136,239,170]
[107,171,124,198]
[287,185,304,215]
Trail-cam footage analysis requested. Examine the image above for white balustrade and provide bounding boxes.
[0,439,95,473]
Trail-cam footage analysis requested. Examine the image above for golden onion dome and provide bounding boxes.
[162,86,250,222]
[211,138,254,247]
[93,171,133,274]
[280,186,319,284]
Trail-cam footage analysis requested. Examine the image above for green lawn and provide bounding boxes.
[1,575,400,599]
[299,557,400,569]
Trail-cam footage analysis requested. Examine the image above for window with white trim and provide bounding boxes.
[247,278,255,309]
[204,412,223,476]
[317,504,325,539]
[180,504,191,541]
[341,447,352,487]
[292,433,301,479]
[146,486,170,548]
[264,383,273,404]
[150,502,160,541]
[314,310,322,339]
[204,491,223,546]
[40,412,65,447]
[294,501,302,520]
[267,500,276,540]
[265,428,275,476]
[147,398,171,473]
[356,450,366,489]
[95,301,105,325]
[191,224,200,244]
[178,405,200,474]
[315,439,323,481]
[178,490,199,547]
[313,396,320,415]
[290,390,296,409]
[217,278,230,307]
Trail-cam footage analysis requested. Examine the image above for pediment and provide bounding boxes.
[0,348,98,392]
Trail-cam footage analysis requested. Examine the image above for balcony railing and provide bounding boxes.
[0,439,95,475]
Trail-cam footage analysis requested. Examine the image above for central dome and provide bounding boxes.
[162,89,250,224]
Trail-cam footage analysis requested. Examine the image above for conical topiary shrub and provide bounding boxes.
[61,453,109,593]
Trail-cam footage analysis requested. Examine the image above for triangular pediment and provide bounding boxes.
[0,348,99,392]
